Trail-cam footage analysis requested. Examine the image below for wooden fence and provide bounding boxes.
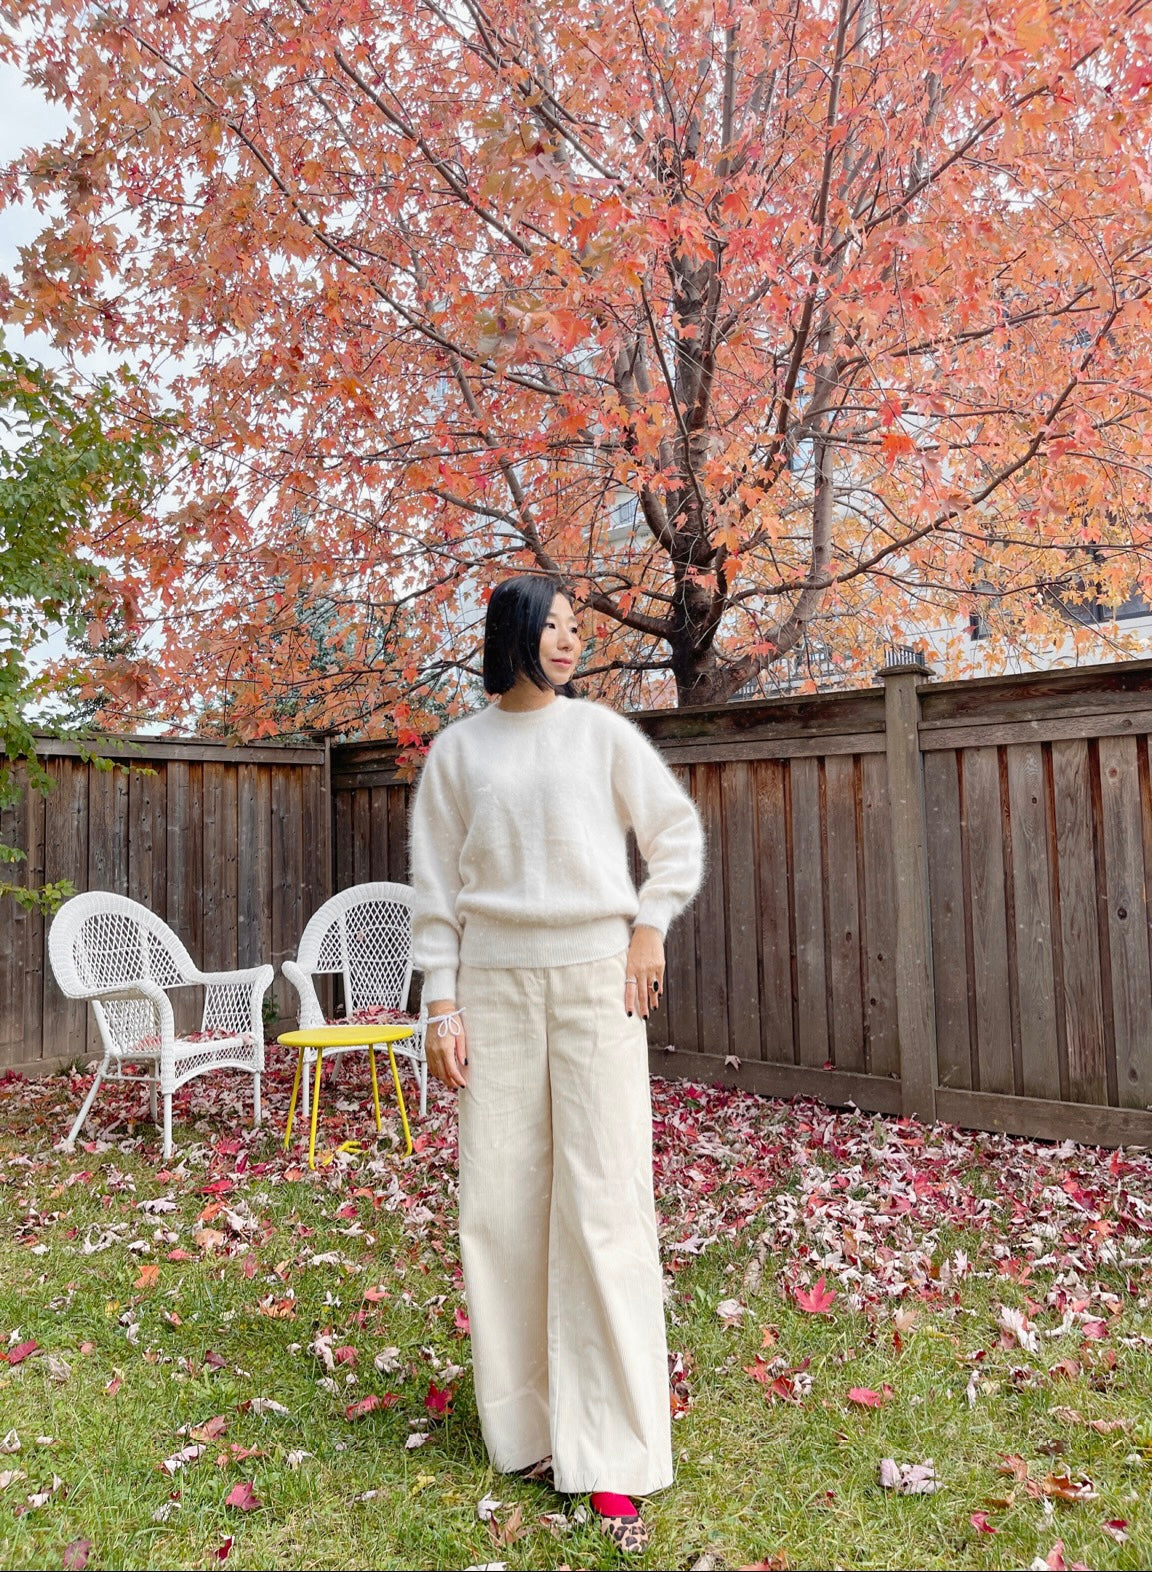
[334,660,1152,1149]
[8,661,1152,1148]
[0,737,330,1072]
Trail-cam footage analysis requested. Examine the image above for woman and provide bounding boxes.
[408,574,704,1552]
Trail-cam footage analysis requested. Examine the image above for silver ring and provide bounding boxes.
[625,975,637,983]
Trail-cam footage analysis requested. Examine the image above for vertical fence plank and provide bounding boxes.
[21,781,46,1065]
[41,760,89,1063]
[754,760,794,1065]
[300,763,327,919]
[1006,744,1061,1100]
[352,790,371,884]
[962,748,1015,1095]
[128,762,165,915]
[201,762,228,974]
[924,751,972,1089]
[270,766,304,1022]
[387,786,409,883]
[693,764,729,1058]
[1098,735,1152,1108]
[721,761,761,1064]
[0,790,24,1056]
[663,765,699,1057]
[824,754,865,1071]
[86,762,130,1056]
[1050,740,1107,1104]
[237,761,272,981]
[166,761,203,1034]
[790,756,830,1068]
[369,787,390,881]
[860,753,898,1078]
[333,791,354,894]
[882,669,938,1118]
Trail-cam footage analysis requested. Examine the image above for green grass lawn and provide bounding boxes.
[2,1056,1152,1570]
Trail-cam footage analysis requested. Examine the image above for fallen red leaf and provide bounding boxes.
[215,1537,234,1562]
[62,1538,92,1570]
[242,1255,257,1280]
[1042,1473,1098,1502]
[454,1306,471,1335]
[793,1276,836,1314]
[104,1376,121,1397]
[345,1394,383,1420]
[847,1387,883,1408]
[6,1340,39,1367]
[167,1249,192,1263]
[363,1286,388,1303]
[970,1512,998,1535]
[223,1480,261,1511]
[997,1454,1029,1482]
[425,1379,454,1416]
[134,1264,159,1291]
[333,1345,358,1367]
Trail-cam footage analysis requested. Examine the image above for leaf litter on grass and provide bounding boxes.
[3,1055,1152,1567]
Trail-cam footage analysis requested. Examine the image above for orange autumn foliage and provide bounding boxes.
[4,0,1152,737]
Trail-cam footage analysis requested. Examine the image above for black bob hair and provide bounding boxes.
[483,575,579,697]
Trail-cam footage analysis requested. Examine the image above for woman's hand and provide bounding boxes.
[425,998,468,1089]
[625,925,665,1020]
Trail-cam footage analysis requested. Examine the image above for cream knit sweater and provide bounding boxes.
[408,696,705,1001]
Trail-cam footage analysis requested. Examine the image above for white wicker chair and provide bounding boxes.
[48,891,274,1158]
[282,881,429,1119]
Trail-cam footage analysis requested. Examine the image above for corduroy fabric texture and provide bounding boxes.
[456,949,673,1497]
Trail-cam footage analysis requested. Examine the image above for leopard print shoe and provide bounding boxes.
[598,1510,649,1553]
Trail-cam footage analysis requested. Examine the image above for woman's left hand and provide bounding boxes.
[625,924,665,1020]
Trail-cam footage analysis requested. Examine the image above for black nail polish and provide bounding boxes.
[627,1011,632,1017]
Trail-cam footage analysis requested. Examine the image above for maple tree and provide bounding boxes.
[3,0,1152,737]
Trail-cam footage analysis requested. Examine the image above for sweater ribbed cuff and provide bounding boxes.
[633,895,683,938]
[420,966,459,1005]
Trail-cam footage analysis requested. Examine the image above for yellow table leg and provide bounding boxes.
[284,1044,305,1151]
[387,1045,413,1157]
[368,1046,383,1133]
[308,1048,324,1170]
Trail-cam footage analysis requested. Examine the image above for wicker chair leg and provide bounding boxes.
[65,1058,109,1150]
[162,1093,174,1160]
[149,1074,158,1125]
[253,1072,261,1128]
[419,1058,428,1117]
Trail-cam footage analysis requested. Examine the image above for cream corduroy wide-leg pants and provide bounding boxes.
[456,948,673,1496]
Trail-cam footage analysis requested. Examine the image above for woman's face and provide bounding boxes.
[538,594,582,686]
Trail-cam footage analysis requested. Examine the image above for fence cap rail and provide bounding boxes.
[20,733,327,767]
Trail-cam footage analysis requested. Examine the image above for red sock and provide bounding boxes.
[591,1491,638,1517]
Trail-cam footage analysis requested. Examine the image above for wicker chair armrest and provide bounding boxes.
[189,964,275,988]
[87,981,176,1042]
[281,959,326,1030]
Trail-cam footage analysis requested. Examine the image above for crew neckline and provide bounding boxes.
[488,694,570,719]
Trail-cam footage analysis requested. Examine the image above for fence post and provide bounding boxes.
[878,656,939,1122]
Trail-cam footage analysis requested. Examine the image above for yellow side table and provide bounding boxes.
[279,1024,415,1169]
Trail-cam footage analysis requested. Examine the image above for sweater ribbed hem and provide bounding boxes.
[459,915,632,972]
